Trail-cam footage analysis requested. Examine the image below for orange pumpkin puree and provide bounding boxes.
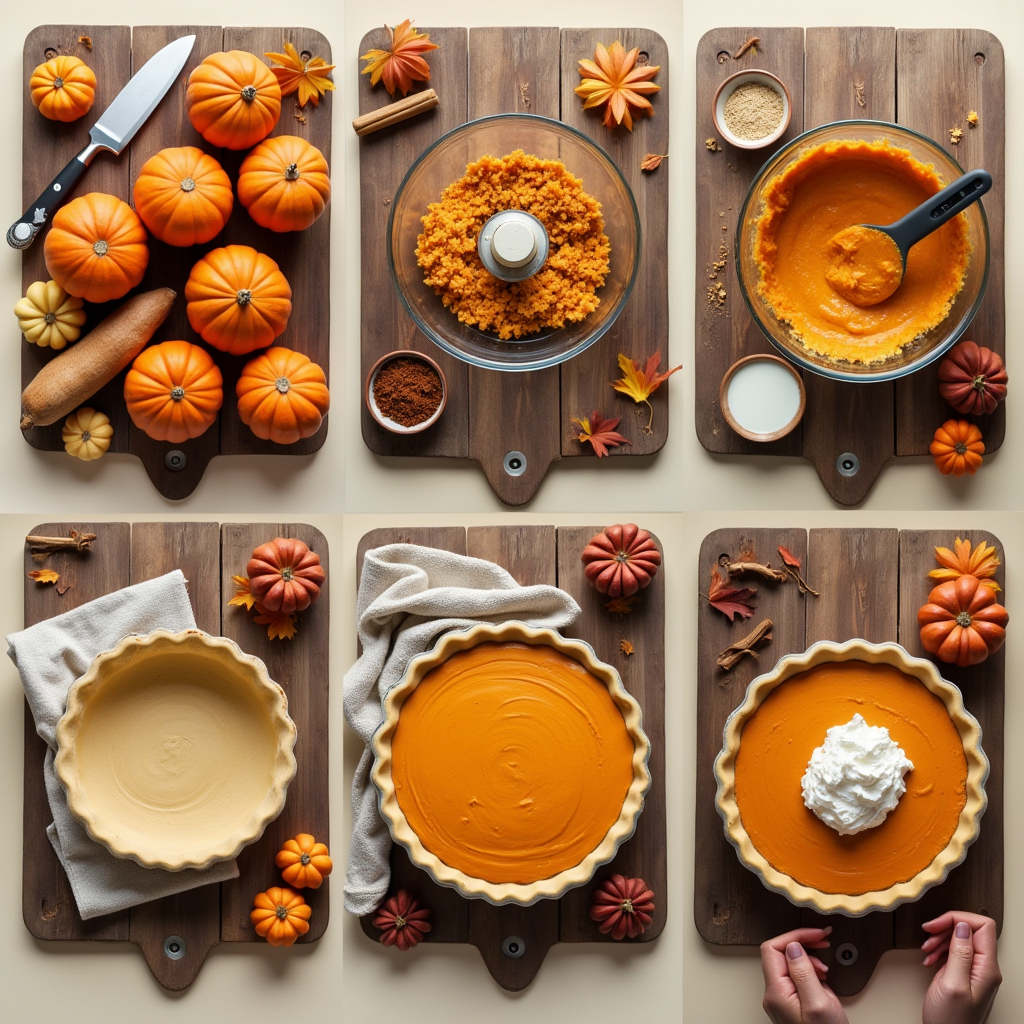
[391,641,635,884]
[754,140,971,363]
[734,661,967,895]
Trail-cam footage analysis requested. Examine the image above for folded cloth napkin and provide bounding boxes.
[343,543,581,916]
[7,569,239,920]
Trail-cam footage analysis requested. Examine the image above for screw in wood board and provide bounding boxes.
[163,935,186,960]
[503,450,527,477]
[975,52,986,65]
[835,942,859,966]
[502,935,526,959]
[836,452,860,477]
[637,51,650,66]
[164,450,186,472]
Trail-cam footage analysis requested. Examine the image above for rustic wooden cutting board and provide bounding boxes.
[358,28,670,505]
[21,521,329,989]
[20,27,332,499]
[695,28,1005,504]
[355,525,666,989]
[694,527,1004,996]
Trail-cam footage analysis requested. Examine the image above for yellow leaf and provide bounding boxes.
[27,569,59,584]
[254,606,298,641]
[265,41,336,107]
[229,575,258,610]
[611,352,682,432]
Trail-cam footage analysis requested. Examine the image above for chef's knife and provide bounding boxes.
[7,33,195,250]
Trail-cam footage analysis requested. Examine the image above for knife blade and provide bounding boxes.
[7,33,195,250]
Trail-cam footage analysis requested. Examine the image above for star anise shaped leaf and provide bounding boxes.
[929,537,1001,591]
[360,20,439,97]
[572,410,632,458]
[265,42,336,107]
[575,41,660,131]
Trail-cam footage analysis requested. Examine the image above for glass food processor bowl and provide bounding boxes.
[387,113,641,372]
[736,120,990,382]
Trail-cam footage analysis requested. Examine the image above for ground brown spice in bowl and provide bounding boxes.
[416,150,611,340]
[372,357,444,427]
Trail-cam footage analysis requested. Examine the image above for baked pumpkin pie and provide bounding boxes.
[714,639,988,915]
[372,621,651,904]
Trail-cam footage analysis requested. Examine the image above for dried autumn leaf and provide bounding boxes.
[78,35,93,51]
[265,41,336,107]
[27,569,59,584]
[640,153,668,172]
[572,410,632,458]
[229,575,258,611]
[930,538,1001,592]
[706,566,756,622]
[606,595,638,615]
[611,352,682,433]
[575,40,660,131]
[620,639,635,656]
[254,604,298,641]
[360,20,439,97]
[776,545,819,596]
[777,544,801,569]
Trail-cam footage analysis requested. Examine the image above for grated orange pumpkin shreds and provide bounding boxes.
[415,150,611,340]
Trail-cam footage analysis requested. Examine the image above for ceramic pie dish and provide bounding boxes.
[714,638,988,916]
[371,621,651,905]
[55,629,297,871]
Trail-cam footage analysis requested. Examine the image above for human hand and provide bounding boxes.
[761,927,849,1024]
[921,912,1001,1024]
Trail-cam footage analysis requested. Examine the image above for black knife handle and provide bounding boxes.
[7,153,88,250]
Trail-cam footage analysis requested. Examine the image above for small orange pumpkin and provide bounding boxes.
[133,147,233,247]
[125,341,223,442]
[44,193,148,304]
[918,574,1008,667]
[247,537,325,613]
[250,887,311,947]
[186,50,281,150]
[236,346,330,444]
[276,834,332,889]
[185,245,292,355]
[30,55,96,122]
[930,419,985,477]
[238,135,330,232]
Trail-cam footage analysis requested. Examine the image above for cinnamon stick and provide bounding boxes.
[353,89,439,137]
[26,530,96,553]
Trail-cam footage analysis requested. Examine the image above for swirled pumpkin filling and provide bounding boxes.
[753,140,972,364]
[391,641,635,884]
[734,661,967,895]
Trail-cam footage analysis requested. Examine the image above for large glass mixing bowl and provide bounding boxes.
[387,114,641,372]
[736,121,990,382]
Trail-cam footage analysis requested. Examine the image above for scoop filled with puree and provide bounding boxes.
[753,139,976,364]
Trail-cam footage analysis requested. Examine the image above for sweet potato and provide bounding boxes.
[21,287,175,430]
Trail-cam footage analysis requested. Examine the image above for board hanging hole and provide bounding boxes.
[836,452,860,477]
[502,935,526,959]
[975,52,986,65]
[836,942,858,966]
[503,451,527,477]
[163,934,186,960]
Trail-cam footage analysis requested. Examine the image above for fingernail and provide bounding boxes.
[955,922,971,939]
[822,926,833,935]
[787,942,803,960]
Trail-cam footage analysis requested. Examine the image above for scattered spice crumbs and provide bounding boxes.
[950,126,964,145]
[620,639,634,656]
[967,110,979,127]
[854,82,866,108]
[705,137,722,152]
[78,35,93,50]
[709,244,728,280]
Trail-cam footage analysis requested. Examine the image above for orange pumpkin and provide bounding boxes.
[30,55,96,122]
[125,341,223,442]
[186,50,281,150]
[185,245,292,355]
[930,419,985,477]
[276,833,333,889]
[44,193,148,304]
[250,887,311,947]
[236,347,330,444]
[133,147,233,247]
[918,574,1008,667]
[237,135,330,232]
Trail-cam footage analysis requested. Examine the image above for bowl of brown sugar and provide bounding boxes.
[366,350,448,434]
[712,70,791,150]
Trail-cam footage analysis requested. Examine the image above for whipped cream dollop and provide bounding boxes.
[801,713,914,835]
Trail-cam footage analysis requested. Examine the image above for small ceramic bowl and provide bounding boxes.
[720,353,806,442]
[712,70,792,150]
[365,349,448,434]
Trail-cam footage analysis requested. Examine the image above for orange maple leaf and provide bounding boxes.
[611,352,682,433]
[27,569,59,584]
[575,41,660,131]
[929,538,1001,592]
[254,603,298,641]
[229,575,258,611]
[360,20,439,97]
[572,410,632,458]
[620,639,635,656]
[265,41,336,107]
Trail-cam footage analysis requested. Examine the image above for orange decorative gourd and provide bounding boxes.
[44,193,148,304]
[236,346,329,444]
[918,574,1008,668]
[250,887,311,947]
[30,55,96,122]
[124,341,223,442]
[930,419,985,477]
[185,245,292,355]
[186,50,281,150]
[581,524,662,598]
[276,834,332,889]
[133,147,233,247]
[238,135,330,232]
[247,537,325,614]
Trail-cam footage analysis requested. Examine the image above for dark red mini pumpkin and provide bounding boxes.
[581,524,661,598]
[590,874,655,940]
[247,537,325,614]
[373,890,432,950]
[938,340,1008,416]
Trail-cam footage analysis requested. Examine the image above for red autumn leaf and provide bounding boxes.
[707,566,757,621]
[777,545,801,569]
[572,410,632,458]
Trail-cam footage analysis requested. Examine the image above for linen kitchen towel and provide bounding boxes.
[7,569,238,920]
[343,543,580,916]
